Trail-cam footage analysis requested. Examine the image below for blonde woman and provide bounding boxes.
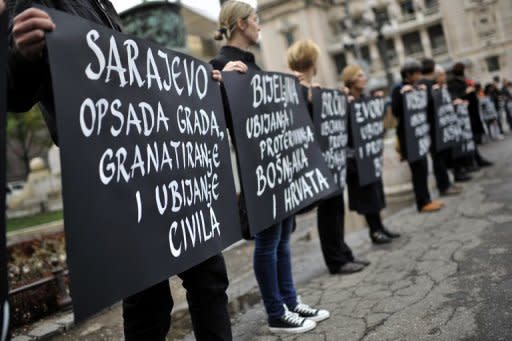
[287,40,370,273]
[211,1,328,334]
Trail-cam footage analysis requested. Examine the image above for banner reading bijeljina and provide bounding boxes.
[44,9,242,321]
[311,88,348,191]
[348,96,385,186]
[402,89,431,162]
[454,102,475,157]
[1,9,10,341]
[222,70,337,235]
[432,87,460,152]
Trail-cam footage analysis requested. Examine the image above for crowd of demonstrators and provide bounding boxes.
[3,0,511,339]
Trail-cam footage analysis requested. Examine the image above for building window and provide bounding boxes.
[333,52,347,74]
[400,0,415,14]
[283,30,295,47]
[402,31,423,57]
[486,56,500,72]
[385,39,398,65]
[428,24,448,56]
[361,45,372,66]
[424,0,439,14]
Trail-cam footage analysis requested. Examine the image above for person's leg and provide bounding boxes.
[317,195,354,273]
[179,254,232,341]
[365,213,392,244]
[254,223,285,320]
[276,216,298,310]
[122,281,172,341]
[432,151,451,193]
[408,157,432,210]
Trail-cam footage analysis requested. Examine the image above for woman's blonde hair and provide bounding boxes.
[287,40,320,72]
[214,0,255,41]
[341,64,363,88]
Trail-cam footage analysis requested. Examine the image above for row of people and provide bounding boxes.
[5,0,506,338]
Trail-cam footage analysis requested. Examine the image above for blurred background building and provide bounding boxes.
[256,0,512,90]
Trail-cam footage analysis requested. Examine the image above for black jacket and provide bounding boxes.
[209,45,261,238]
[391,82,408,159]
[7,0,122,145]
[447,76,485,136]
[210,46,261,134]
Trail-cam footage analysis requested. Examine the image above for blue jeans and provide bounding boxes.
[253,216,298,320]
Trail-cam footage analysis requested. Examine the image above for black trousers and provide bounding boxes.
[317,194,354,273]
[364,213,384,234]
[408,157,432,211]
[123,254,232,341]
[432,149,452,193]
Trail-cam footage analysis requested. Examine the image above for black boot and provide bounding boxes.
[370,231,392,244]
[381,226,401,239]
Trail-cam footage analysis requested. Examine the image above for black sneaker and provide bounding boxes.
[268,307,316,334]
[291,297,330,322]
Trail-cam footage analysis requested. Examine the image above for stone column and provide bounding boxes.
[419,27,432,58]
[394,35,406,65]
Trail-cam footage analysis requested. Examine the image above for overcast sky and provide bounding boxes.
[111,0,258,20]
[110,0,222,20]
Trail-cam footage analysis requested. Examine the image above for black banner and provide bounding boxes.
[222,70,336,235]
[454,103,475,157]
[402,89,431,162]
[311,88,348,191]
[479,96,498,121]
[348,96,385,186]
[432,87,460,152]
[45,9,241,321]
[1,9,10,341]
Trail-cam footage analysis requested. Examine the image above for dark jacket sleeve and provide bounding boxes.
[6,0,53,113]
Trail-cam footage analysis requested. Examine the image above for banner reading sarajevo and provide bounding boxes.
[454,102,475,157]
[311,88,348,192]
[1,10,10,341]
[402,89,431,162]
[432,87,461,152]
[222,71,336,235]
[44,9,241,321]
[348,96,385,186]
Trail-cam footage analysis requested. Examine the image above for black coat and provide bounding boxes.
[209,46,261,238]
[7,0,122,145]
[210,46,261,134]
[346,95,386,215]
[447,76,486,136]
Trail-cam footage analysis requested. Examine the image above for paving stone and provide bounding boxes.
[28,323,62,338]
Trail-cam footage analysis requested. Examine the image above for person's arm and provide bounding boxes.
[390,85,403,121]
[7,2,55,112]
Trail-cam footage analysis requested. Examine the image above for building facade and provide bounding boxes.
[257,0,512,89]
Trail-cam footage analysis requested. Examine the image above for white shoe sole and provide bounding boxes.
[268,322,317,334]
[307,311,330,323]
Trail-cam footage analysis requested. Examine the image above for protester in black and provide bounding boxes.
[7,2,232,340]
[447,62,493,169]
[286,40,369,274]
[342,65,401,244]
[420,59,464,195]
[391,60,444,213]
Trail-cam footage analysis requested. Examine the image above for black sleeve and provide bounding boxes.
[6,0,53,113]
[390,85,403,121]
